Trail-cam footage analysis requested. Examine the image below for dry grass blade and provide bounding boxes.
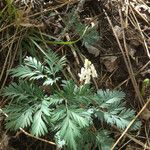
[103,8,144,106]
[129,3,150,59]
[115,60,150,89]
[28,0,79,18]
[111,98,150,150]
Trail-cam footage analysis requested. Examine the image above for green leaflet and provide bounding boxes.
[94,90,141,130]
[54,108,92,150]
[3,81,44,102]
[31,110,48,137]
[59,116,80,150]
[56,80,93,105]
[4,105,33,130]
[76,129,114,150]
[9,52,66,86]
[96,130,114,150]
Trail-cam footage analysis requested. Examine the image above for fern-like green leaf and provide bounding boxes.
[59,116,80,150]
[31,110,48,137]
[14,107,33,129]
[51,106,67,125]
[3,81,44,102]
[31,99,52,136]
[76,129,114,150]
[96,130,114,150]
[103,107,141,130]
[40,99,52,116]
[56,80,93,105]
[24,56,44,71]
[69,109,91,128]
[53,108,92,150]
[45,50,66,75]
[43,77,60,86]
[9,54,65,85]
[94,89,125,108]
[94,90,141,130]
[74,19,99,46]
[10,57,45,80]
[45,95,64,106]
[4,104,33,130]
[2,82,29,100]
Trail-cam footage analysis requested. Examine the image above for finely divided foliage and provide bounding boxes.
[2,51,141,150]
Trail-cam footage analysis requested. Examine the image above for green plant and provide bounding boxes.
[141,78,150,96]
[2,49,141,150]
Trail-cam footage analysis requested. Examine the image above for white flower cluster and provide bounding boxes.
[78,59,98,84]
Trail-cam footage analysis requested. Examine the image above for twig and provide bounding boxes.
[103,8,144,106]
[115,60,150,89]
[129,4,150,59]
[125,133,150,150]
[29,0,79,18]
[19,128,56,146]
[0,109,56,146]
[118,5,144,106]
[0,27,19,89]
[110,98,150,150]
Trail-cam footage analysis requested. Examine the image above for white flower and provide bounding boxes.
[91,64,98,78]
[84,59,91,69]
[78,67,86,82]
[78,59,98,84]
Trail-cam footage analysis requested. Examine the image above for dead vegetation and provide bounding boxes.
[0,0,150,149]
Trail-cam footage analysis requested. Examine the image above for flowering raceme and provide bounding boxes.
[78,59,98,84]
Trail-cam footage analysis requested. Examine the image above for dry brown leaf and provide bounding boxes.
[102,56,118,72]
[114,25,123,39]
[140,108,150,121]
[86,43,100,57]
[127,45,136,60]
[129,39,141,47]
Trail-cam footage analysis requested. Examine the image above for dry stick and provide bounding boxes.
[124,0,129,28]
[66,65,79,83]
[114,125,150,149]
[0,23,14,33]
[19,128,56,146]
[115,60,150,89]
[124,132,150,150]
[0,27,19,86]
[1,28,27,51]
[129,4,150,59]
[110,98,150,150]
[118,5,144,106]
[144,122,150,148]
[65,33,80,65]
[1,36,21,89]
[29,0,79,18]
[0,109,56,146]
[103,8,149,150]
[103,8,144,106]
[130,2,150,26]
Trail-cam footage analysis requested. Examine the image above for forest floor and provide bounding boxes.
[0,0,150,150]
